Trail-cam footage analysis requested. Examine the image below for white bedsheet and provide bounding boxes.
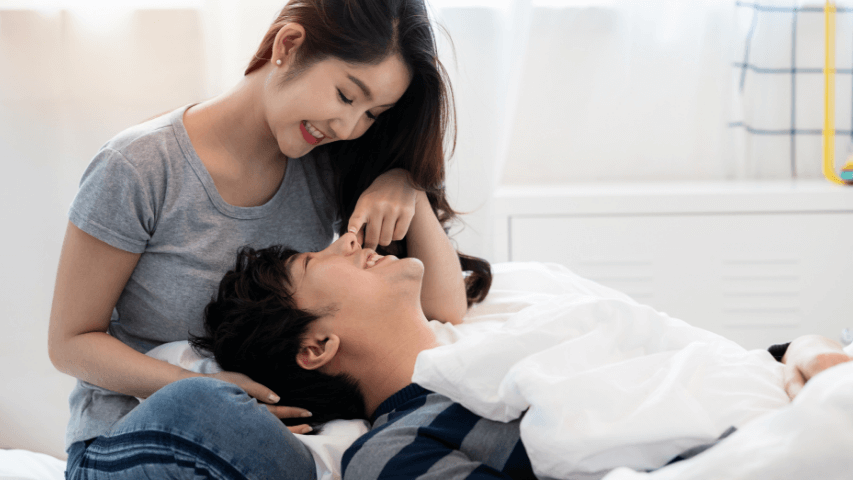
[0,450,65,480]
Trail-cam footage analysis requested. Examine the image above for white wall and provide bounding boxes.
[0,8,210,458]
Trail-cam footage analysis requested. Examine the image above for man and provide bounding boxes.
[193,232,852,479]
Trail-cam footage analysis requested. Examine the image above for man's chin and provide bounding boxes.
[399,257,425,279]
[382,257,425,290]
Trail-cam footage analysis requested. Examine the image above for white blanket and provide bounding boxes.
[602,358,853,480]
[413,262,851,479]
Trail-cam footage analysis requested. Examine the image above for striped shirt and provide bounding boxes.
[341,384,536,480]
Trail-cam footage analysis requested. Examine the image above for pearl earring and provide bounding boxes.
[276,59,282,66]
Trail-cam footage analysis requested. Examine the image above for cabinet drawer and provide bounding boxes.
[508,212,853,349]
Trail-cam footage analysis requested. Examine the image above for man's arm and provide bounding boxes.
[775,334,852,399]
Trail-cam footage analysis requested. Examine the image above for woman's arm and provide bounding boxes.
[406,190,467,325]
[48,223,309,425]
[48,222,204,398]
[347,169,467,324]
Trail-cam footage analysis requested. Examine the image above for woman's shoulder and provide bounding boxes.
[96,106,189,172]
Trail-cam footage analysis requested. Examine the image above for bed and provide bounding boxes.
[3,261,852,479]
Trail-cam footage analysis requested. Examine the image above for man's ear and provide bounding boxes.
[296,333,340,371]
[271,23,306,65]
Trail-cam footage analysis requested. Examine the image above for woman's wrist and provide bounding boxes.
[408,190,437,240]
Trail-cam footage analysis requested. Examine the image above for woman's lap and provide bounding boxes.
[66,377,317,480]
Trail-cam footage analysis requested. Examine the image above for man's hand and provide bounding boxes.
[781,334,852,399]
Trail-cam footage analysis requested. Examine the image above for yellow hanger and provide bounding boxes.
[824,0,853,184]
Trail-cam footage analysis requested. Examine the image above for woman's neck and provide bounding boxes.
[186,74,284,172]
[183,73,288,207]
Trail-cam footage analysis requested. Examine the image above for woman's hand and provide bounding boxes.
[208,371,314,434]
[781,334,853,399]
[347,168,418,250]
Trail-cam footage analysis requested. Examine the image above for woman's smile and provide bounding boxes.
[300,120,327,145]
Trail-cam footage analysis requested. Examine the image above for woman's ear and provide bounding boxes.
[272,23,306,66]
[296,333,340,371]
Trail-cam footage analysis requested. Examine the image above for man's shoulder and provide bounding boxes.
[341,392,530,480]
[341,392,462,479]
[344,390,486,461]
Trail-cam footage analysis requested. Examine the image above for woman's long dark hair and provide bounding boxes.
[246,0,491,306]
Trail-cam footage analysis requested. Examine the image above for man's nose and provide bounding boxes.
[332,232,360,254]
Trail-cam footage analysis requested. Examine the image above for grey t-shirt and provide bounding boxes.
[65,105,340,449]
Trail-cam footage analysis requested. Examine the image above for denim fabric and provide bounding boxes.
[65,377,317,480]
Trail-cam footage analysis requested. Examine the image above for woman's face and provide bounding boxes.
[263,53,412,159]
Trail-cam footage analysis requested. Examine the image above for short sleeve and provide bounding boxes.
[768,342,791,363]
[69,148,157,253]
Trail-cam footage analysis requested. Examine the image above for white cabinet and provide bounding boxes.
[493,181,853,349]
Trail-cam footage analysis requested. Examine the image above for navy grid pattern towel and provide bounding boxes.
[731,1,853,179]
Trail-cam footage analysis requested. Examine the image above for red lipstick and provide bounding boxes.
[300,121,320,145]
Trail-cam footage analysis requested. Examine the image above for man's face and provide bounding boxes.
[285,232,424,321]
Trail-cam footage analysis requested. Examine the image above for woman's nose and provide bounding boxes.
[330,112,361,141]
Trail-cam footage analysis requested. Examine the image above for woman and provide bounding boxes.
[49,0,492,478]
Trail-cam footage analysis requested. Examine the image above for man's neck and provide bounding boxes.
[351,312,440,419]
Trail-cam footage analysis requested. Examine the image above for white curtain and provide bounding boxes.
[1,0,836,458]
[428,0,740,257]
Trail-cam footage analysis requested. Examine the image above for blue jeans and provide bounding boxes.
[65,377,317,480]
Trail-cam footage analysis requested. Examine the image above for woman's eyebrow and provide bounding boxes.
[347,74,396,108]
[347,74,372,100]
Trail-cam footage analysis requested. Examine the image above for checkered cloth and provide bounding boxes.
[731,1,852,179]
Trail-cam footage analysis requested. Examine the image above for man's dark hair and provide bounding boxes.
[190,245,367,426]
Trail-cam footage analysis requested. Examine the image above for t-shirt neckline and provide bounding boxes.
[170,104,292,220]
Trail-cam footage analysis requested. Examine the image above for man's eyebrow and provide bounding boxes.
[285,253,302,278]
